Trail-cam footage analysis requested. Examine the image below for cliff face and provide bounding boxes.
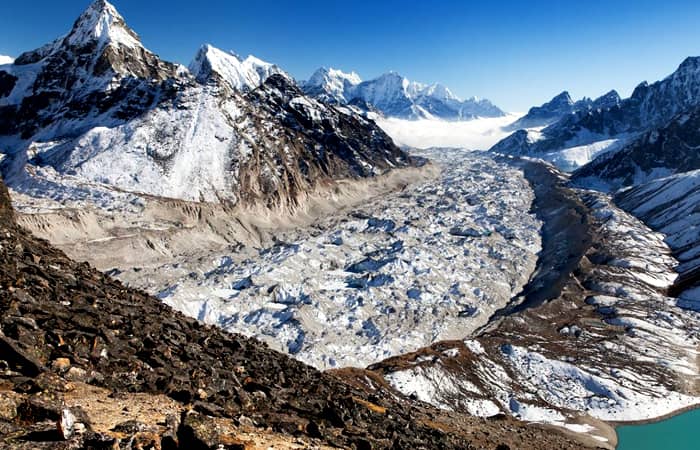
[0,176,584,449]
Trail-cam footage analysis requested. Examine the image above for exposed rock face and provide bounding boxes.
[1,0,181,139]
[300,67,363,105]
[572,107,700,190]
[0,176,585,449]
[492,57,700,158]
[0,0,413,206]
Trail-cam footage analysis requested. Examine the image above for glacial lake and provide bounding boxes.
[616,408,699,450]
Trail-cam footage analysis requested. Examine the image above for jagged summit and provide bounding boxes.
[189,44,286,91]
[308,67,362,85]
[11,0,177,85]
[65,0,142,49]
[0,0,412,205]
[548,91,574,106]
[302,67,505,120]
[493,55,700,167]
[504,90,607,131]
[592,89,621,109]
[301,67,362,104]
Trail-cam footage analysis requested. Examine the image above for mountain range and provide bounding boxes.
[504,89,621,131]
[491,56,700,179]
[301,67,506,120]
[0,0,410,206]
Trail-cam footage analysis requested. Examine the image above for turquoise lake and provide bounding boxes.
[616,408,699,450]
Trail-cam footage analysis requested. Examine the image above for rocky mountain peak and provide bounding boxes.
[301,67,363,104]
[65,0,141,49]
[592,89,621,109]
[549,91,574,107]
[189,44,285,91]
[302,67,505,120]
[631,81,649,99]
[12,0,177,82]
[421,83,455,101]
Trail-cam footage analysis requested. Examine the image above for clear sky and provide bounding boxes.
[1,0,700,111]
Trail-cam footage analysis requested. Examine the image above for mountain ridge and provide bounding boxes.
[0,0,412,206]
[490,56,700,163]
[301,67,506,120]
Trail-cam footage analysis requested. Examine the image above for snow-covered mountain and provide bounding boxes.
[302,68,505,120]
[505,90,621,130]
[0,55,13,65]
[572,106,700,190]
[491,57,700,165]
[301,67,362,104]
[189,44,286,91]
[0,0,411,205]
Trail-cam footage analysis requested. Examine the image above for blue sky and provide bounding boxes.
[1,0,700,111]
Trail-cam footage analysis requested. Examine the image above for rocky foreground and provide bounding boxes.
[0,177,586,448]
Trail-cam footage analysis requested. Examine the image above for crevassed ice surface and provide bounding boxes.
[126,149,542,369]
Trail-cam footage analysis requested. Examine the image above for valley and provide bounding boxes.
[2,1,700,449]
[11,144,699,448]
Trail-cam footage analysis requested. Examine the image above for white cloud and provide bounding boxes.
[377,114,522,150]
[0,55,14,65]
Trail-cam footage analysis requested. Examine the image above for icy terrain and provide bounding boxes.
[116,149,542,369]
[373,171,699,441]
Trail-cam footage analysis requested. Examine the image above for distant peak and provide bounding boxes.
[307,67,361,86]
[66,0,141,49]
[601,89,621,100]
[552,91,572,101]
[190,43,284,91]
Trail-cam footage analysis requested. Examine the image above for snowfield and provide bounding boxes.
[116,148,542,369]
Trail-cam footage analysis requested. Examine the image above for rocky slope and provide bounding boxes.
[0,175,589,449]
[0,0,411,207]
[491,57,700,166]
[302,68,505,120]
[615,170,700,306]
